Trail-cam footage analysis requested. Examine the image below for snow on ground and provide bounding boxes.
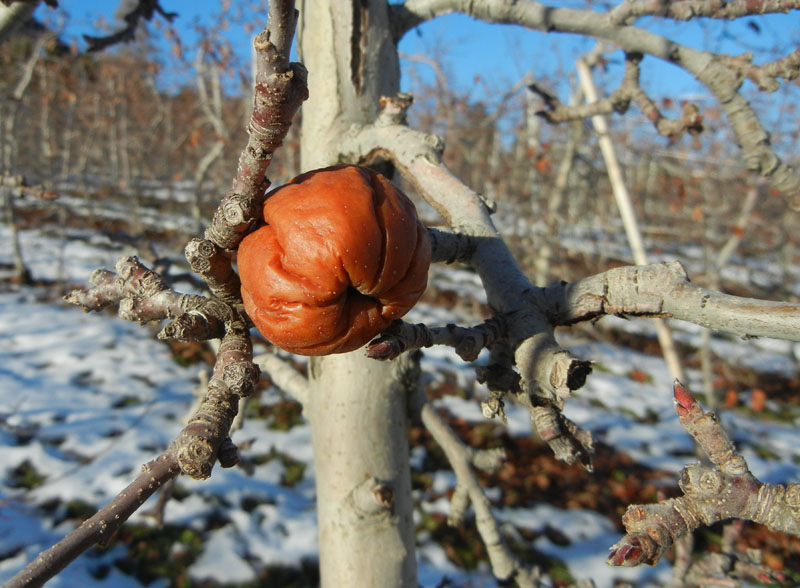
[501,504,674,587]
[16,179,202,235]
[0,283,322,585]
[0,287,193,585]
[0,224,319,585]
[2,222,800,587]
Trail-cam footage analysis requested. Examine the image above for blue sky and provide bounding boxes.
[35,1,800,119]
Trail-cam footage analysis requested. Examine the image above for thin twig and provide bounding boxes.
[412,386,545,587]
[5,451,181,588]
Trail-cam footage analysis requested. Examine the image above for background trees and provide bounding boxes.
[1,1,800,587]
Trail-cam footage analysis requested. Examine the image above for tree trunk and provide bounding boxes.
[307,354,417,587]
[2,185,31,284]
[297,1,417,586]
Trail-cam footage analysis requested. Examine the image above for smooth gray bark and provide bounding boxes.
[297,1,417,586]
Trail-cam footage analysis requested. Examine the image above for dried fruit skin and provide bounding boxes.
[238,165,431,355]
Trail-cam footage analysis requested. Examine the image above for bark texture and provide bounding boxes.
[308,353,417,587]
[297,1,417,585]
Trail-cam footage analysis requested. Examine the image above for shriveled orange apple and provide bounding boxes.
[238,165,430,355]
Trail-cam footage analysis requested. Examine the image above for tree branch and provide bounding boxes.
[427,227,477,264]
[475,343,595,468]
[83,0,178,52]
[608,0,800,25]
[720,47,800,92]
[253,352,310,406]
[534,52,702,138]
[367,316,506,362]
[64,256,222,334]
[340,95,591,409]
[608,381,800,567]
[184,237,242,305]
[392,0,800,206]
[202,11,307,253]
[5,386,247,588]
[64,255,258,478]
[547,260,800,341]
[411,386,546,587]
[5,452,180,588]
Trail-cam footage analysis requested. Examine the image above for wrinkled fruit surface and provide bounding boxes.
[238,165,431,355]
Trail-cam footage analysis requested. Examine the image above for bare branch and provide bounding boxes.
[6,322,257,585]
[5,452,181,588]
[548,261,800,341]
[83,0,178,52]
[61,3,307,477]
[720,48,800,92]
[340,95,590,406]
[267,0,298,59]
[204,10,308,251]
[473,341,518,423]
[576,52,687,383]
[254,352,310,406]
[475,347,594,468]
[412,387,545,587]
[609,381,800,567]
[5,358,250,588]
[64,254,258,477]
[428,227,478,264]
[367,316,506,362]
[529,402,594,469]
[536,52,703,138]
[15,5,307,583]
[393,0,800,206]
[64,256,228,341]
[608,0,800,25]
[184,238,241,304]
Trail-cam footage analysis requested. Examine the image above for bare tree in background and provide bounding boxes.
[4,1,800,587]
[1,24,47,284]
[190,48,226,233]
